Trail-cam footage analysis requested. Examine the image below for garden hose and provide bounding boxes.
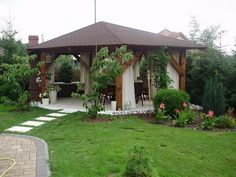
[0,158,16,177]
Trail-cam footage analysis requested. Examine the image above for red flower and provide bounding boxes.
[183,102,188,107]
[159,103,165,109]
[175,109,179,113]
[207,110,214,117]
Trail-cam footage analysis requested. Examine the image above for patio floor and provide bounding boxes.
[38,98,153,115]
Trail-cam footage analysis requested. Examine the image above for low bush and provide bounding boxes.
[123,146,153,177]
[174,102,196,127]
[200,111,216,130]
[153,89,190,117]
[215,115,236,129]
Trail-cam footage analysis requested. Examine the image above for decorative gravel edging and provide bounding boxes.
[1,134,51,177]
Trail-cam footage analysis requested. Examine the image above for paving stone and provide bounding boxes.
[58,109,78,113]
[46,113,67,117]
[21,121,45,127]
[6,126,33,133]
[35,117,56,121]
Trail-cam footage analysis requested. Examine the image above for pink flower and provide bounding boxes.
[159,103,165,109]
[207,110,214,118]
[176,109,179,113]
[183,102,188,107]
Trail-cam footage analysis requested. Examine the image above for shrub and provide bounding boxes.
[174,103,196,127]
[200,111,216,130]
[123,146,153,177]
[202,76,225,116]
[153,89,190,117]
[215,115,236,129]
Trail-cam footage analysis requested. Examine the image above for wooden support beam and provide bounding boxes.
[170,56,183,75]
[115,74,123,110]
[179,51,186,91]
[40,53,46,94]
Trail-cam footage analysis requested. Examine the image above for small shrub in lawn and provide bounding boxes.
[123,146,153,177]
[200,110,216,130]
[174,102,196,127]
[215,115,236,129]
[153,89,190,117]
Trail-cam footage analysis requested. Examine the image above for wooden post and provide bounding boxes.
[41,53,46,94]
[115,74,123,110]
[179,50,186,91]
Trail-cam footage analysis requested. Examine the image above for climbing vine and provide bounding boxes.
[147,47,172,89]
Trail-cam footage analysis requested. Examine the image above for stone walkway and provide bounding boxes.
[0,134,50,177]
[5,109,77,133]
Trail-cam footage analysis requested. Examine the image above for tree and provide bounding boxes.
[202,76,225,116]
[0,17,26,64]
[72,46,133,118]
[0,55,37,111]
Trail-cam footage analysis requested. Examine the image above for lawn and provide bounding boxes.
[1,105,236,177]
[22,111,236,177]
[0,105,53,132]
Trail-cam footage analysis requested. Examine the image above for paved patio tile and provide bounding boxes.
[21,121,45,127]
[58,109,78,113]
[46,113,67,117]
[6,126,33,133]
[35,117,56,121]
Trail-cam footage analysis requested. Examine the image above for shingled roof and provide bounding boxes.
[28,21,205,50]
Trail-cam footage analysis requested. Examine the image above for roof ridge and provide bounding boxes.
[101,22,123,44]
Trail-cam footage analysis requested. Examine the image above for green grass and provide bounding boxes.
[24,112,236,177]
[1,105,236,176]
[0,104,53,132]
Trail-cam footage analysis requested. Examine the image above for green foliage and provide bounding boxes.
[174,109,196,127]
[0,55,37,111]
[155,103,167,123]
[123,146,153,177]
[57,55,74,83]
[147,48,171,89]
[0,18,26,64]
[153,89,190,117]
[200,113,216,130]
[202,76,225,116]
[215,115,236,129]
[73,46,132,118]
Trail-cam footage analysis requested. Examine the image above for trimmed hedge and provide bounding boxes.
[153,89,190,117]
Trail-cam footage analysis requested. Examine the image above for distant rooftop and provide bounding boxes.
[159,29,188,41]
[28,21,205,51]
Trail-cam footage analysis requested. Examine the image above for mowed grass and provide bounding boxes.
[0,104,53,132]
[26,112,236,177]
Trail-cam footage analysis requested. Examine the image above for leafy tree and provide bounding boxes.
[72,46,133,118]
[0,55,37,111]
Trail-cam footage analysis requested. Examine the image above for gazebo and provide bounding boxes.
[27,21,205,110]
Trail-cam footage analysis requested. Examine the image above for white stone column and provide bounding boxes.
[133,59,140,80]
[122,65,136,109]
[80,52,92,94]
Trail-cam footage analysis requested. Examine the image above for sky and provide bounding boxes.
[0,0,235,53]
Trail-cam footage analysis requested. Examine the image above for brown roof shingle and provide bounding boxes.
[28,21,205,50]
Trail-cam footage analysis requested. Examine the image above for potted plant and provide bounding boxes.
[39,91,49,105]
[47,84,61,104]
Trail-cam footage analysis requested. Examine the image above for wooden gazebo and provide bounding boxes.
[27,21,205,110]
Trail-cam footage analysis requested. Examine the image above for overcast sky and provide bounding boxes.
[0,0,235,53]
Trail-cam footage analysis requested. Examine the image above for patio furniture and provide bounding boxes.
[100,85,115,104]
[134,81,144,106]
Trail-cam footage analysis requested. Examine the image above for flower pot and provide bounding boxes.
[49,90,57,104]
[111,101,117,111]
[42,98,49,106]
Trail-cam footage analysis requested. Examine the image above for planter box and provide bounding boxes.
[49,90,57,104]
[42,98,49,106]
